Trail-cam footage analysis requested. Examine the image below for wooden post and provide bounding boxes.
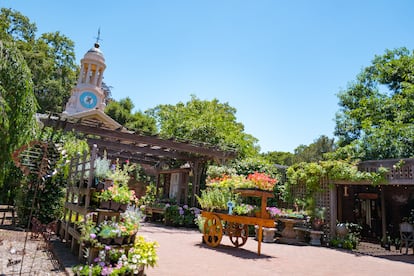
[380,185,386,242]
[329,184,337,238]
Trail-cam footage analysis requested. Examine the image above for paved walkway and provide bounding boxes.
[140,223,414,276]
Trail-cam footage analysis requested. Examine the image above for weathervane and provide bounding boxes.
[94,28,102,47]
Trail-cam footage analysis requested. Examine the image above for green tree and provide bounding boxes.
[147,95,259,158]
[0,8,77,113]
[0,40,38,202]
[105,97,157,134]
[261,151,294,166]
[335,47,414,160]
[293,135,335,163]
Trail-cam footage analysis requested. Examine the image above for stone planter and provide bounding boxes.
[255,224,277,243]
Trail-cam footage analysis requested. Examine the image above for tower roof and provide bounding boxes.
[84,42,105,63]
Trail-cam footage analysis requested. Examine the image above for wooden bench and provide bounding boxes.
[294,227,324,246]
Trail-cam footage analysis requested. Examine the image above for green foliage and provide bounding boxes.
[196,187,239,212]
[335,47,414,160]
[137,183,157,207]
[0,39,38,203]
[130,236,158,269]
[285,160,387,212]
[330,222,362,250]
[147,94,259,158]
[164,204,200,227]
[261,151,294,166]
[231,156,281,179]
[94,156,111,180]
[1,8,77,113]
[105,97,157,134]
[293,135,336,163]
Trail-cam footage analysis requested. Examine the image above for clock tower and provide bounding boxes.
[64,41,106,114]
[63,35,123,130]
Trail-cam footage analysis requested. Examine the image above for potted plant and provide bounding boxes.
[266,206,282,219]
[97,220,119,244]
[233,203,254,216]
[94,156,111,188]
[394,237,401,250]
[196,187,238,212]
[127,236,158,275]
[77,214,99,247]
[310,207,326,230]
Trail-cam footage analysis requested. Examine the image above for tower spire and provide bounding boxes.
[94,28,102,48]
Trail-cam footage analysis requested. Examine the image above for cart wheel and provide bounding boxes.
[203,214,223,247]
[228,223,248,247]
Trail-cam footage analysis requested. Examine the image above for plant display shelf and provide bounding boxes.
[201,189,275,255]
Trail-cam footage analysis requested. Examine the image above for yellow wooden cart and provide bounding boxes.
[201,189,275,255]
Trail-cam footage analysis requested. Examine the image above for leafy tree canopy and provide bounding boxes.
[0,40,38,202]
[335,47,414,160]
[105,97,157,134]
[293,135,336,163]
[0,8,77,113]
[147,95,260,158]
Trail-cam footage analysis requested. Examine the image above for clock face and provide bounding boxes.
[79,91,98,109]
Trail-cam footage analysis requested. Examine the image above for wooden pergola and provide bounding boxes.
[40,114,237,205]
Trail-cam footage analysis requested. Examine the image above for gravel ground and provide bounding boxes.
[0,228,66,276]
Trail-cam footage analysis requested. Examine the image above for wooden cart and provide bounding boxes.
[201,189,275,255]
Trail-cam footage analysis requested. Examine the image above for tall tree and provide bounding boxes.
[0,8,77,113]
[105,97,157,134]
[147,95,260,158]
[261,151,294,166]
[0,40,38,202]
[335,47,414,160]
[293,135,336,163]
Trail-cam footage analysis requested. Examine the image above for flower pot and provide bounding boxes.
[110,201,121,211]
[312,219,324,230]
[99,237,113,244]
[119,203,128,212]
[113,236,124,245]
[99,200,111,210]
[130,233,137,244]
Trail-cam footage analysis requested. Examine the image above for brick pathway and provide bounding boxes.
[140,223,414,276]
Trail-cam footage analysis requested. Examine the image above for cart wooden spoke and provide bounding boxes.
[227,222,248,247]
[203,214,223,247]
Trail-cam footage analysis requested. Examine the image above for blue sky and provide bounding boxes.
[2,1,414,153]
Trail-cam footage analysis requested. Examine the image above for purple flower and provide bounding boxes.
[105,245,111,251]
[179,207,184,216]
[90,233,96,239]
[183,205,188,209]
